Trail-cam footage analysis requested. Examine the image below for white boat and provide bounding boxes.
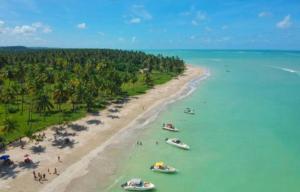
[184,108,195,115]
[150,162,176,173]
[165,138,190,150]
[121,178,155,191]
[162,123,179,132]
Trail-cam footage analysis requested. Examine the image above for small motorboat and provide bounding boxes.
[150,161,176,173]
[162,123,179,132]
[121,178,155,191]
[165,138,190,150]
[184,108,195,115]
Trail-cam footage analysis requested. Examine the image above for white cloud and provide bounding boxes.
[126,5,152,24]
[131,36,136,43]
[258,11,272,18]
[32,22,52,33]
[77,23,86,29]
[191,11,207,26]
[129,17,141,24]
[12,25,37,34]
[276,15,292,29]
[0,21,52,35]
[42,26,52,33]
[131,5,152,20]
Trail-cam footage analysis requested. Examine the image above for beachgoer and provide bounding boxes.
[43,173,46,180]
[156,141,159,145]
[38,172,42,183]
[54,168,58,175]
[58,155,61,162]
[33,171,37,180]
[48,168,51,174]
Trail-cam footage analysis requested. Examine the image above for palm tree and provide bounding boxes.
[3,117,18,133]
[53,82,69,111]
[0,136,6,150]
[144,71,153,87]
[35,90,54,117]
[1,86,17,114]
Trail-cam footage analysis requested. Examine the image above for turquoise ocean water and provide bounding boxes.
[107,50,300,192]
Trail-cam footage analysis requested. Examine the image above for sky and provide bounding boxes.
[0,0,299,50]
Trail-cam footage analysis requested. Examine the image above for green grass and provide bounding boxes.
[122,71,175,96]
[0,71,177,143]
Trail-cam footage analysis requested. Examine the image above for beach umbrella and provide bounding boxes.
[0,155,10,161]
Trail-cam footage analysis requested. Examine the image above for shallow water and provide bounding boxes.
[103,50,300,192]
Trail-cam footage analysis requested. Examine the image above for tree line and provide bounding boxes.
[0,48,185,145]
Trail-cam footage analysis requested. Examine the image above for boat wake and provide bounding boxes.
[269,66,300,76]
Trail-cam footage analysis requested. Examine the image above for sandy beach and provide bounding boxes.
[0,65,206,192]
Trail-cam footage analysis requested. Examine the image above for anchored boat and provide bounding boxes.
[121,178,155,191]
[165,138,190,150]
[184,108,195,115]
[150,161,176,173]
[162,123,179,132]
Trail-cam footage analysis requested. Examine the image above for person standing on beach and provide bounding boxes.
[43,173,46,181]
[58,155,61,162]
[48,168,51,174]
[38,173,42,183]
[33,171,37,180]
[54,168,58,175]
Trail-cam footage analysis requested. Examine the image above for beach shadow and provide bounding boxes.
[30,145,46,154]
[18,161,40,170]
[51,126,66,133]
[86,119,102,125]
[108,108,119,113]
[0,163,19,180]
[113,97,130,105]
[107,114,120,119]
[68,124,88,132]
[89,111,100,116]
[114,105,123,109]
[52,138,77,149]
[8,140,23,148]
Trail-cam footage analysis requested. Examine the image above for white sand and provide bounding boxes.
[0,66,206,192]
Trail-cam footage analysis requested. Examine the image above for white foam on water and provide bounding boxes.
[269,65,300,76]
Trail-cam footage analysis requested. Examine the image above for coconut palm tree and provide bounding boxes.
[35,90,54,116]
[3,117,18,133]
[53,82,69,111]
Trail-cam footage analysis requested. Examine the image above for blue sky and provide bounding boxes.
[0,0,299,49]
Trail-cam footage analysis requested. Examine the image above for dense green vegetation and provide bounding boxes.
[0,48,185,145]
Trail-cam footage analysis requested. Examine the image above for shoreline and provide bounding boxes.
[0,65,209,192]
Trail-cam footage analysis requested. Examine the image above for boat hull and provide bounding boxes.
[151,167,176,173]
[166,139,190,150]
[162,127,179,132]
[123,183,155,191]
